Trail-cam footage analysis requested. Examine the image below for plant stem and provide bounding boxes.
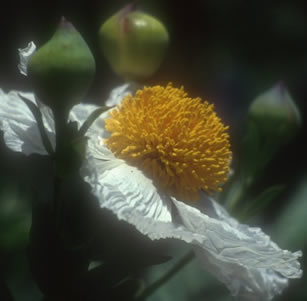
[135,251,195,301]
[52,108,69,232]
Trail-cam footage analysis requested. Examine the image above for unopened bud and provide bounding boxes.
[28,17,96,111]
[99,4,169,81]
[248,82,301,142]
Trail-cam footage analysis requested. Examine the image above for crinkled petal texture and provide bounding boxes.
[1,86,302,300]
[0,89,55,155]
[104,83,141,107]
[0,85,132,155]
[0,89,99,155]
[174,198,302,300]
[83,142,302,301]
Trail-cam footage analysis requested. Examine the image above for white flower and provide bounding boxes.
[0,43,302,301]
[81,84,302,301]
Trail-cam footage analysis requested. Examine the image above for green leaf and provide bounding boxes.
[241,185,284,219]
[271,176,307,249]
[144,245,229,301]
[239,120,284,186]
[240,120,261,180]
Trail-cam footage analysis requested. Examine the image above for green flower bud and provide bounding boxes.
[99,4,169,81]
[248,82,301,142]
[28,17,95,111]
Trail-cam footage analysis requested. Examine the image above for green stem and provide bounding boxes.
[53,108,69,154]
[135,251,195,301]
[52,108,69,232]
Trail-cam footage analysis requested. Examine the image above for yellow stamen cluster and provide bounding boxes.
[104,84,232,201]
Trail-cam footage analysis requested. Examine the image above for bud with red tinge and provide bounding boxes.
[99,4,169,81]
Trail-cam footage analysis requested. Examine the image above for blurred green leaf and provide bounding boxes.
[0,186,42,301]
[241,120,261,181]
[0,187,31,249]
[271,176,307,249]
[241,185,284,220]
[146,244,230,301]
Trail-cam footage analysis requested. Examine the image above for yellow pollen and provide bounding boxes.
[104,84,232,202]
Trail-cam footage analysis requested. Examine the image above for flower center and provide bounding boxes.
[104,84,232,201]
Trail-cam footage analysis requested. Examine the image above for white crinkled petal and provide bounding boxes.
[69,83,139,137]
[85,136,116,163]
[71,103,118,161]
[83,157,173,226]
[35,96,55,132]
[105,83,131,107]
[70,103,114,159]
[83,155,215,240]
[0,90,55,155]
[82,154,241,243]
[105,83,141,107]
[69,103,100,128]
[173,197,302,300]
[83,153,302,300]
[18,41,36,76]
[0,87,124,156]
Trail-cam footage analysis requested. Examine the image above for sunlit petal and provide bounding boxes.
[0,90,55,155]
[18,41,36,76]
[83,156,174,234]
[105,83,140,107]
[173,196,302,300]
[69,102,100,127]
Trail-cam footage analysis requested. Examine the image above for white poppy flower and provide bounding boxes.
[0,85,302,300]
[81,84,302,301]
[0,43,302,301]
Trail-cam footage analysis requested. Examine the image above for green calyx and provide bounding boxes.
[99,5,169,81]
[28,17,96,111]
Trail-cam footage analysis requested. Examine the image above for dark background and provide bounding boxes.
[1,0,307,300]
